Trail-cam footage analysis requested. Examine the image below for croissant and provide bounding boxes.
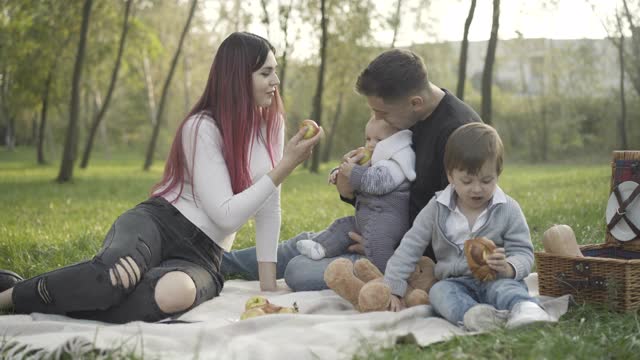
[464,237,497,281]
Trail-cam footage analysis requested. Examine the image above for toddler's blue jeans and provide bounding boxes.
[429,276,538,326]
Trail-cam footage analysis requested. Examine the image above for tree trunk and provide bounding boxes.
[540,103,548,162]
[232,0,241,31]
[617,17,629,150]
[90,87,112,159]
[260,0,271,38]
[99,114,111,159]
[278,0,294,100]
[183,42,192,114]
[31,113,38,145]
[142,52,158,126]
[0,66,14,151]
[535,51,548,163]
[514,44,530,150]
[622,0,640,96]
[38,70,54,164]
[5,117,15,151]
[279,47,289,101]
[390,0,403,48]
[309,0,327,173]
[321,90,344,162]
[57,0,93,183]
[40,35,71,163]
[80,0,132,169]
[456,0,476,100]
[80,87,90,135]
[481,0,500,125]
[144,0,198,171]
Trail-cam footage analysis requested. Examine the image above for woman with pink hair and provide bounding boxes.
[0,32,321,323]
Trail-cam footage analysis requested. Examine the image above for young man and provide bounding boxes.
[221,49,481,289]
[338,49,481,261]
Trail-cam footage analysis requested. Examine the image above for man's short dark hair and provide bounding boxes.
[355,49,430,100]
[444,123,504,176]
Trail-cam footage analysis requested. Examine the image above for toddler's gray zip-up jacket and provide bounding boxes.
[384,188,533,297]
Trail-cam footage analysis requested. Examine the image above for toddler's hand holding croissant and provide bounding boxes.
[464,237,497,281]
[485,248,515,279]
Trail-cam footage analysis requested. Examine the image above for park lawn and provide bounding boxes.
[1,147,639,359]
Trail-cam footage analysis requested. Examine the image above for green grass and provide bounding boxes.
[1,147,638,359]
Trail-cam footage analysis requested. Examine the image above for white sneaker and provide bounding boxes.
[506,301,555,329]
[295,240,326,260]
[463,304,509,332]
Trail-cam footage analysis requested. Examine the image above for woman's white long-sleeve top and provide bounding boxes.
[162,113,283,262]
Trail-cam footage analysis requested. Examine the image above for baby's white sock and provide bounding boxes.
[296,240,327,260]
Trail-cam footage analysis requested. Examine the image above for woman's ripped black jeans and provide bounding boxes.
[12,197,224,323]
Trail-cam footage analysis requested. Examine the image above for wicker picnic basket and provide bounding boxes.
[535,151,640,311]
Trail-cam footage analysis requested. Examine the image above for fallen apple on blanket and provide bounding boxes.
[245,295,269,310]
[240,296,299,320]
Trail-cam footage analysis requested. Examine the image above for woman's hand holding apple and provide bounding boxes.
[269,123,323,186]
[299,119,320,139]
[283,125,323,166]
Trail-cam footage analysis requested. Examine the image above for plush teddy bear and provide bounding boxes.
[324,256,437,312]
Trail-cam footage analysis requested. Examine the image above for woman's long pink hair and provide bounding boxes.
[151,32,284,200]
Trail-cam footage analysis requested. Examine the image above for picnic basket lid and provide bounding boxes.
[607,151,640,247]
[606,181,640,241]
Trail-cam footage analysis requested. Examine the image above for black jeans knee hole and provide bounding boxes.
[36,277,53,304]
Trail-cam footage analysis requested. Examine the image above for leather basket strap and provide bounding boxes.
[607,184,640,237]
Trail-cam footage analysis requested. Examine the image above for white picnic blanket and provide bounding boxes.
[0,273,570,360]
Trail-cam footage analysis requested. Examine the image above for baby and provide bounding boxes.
[296,116,415,272]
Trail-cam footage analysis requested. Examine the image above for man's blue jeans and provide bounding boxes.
[221,231,363,291]
[428,276,536,326]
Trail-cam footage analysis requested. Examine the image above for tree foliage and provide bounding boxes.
[0,0,638,175]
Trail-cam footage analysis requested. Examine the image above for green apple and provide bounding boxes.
[299,119,320,139]
[245,295,269,310]
[357,148,373,165]
[240,307,266,320]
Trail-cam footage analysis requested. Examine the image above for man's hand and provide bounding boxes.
[486,248,515,279]
[389,295,405,312]
[338,149,365,179]
[347,232,366,255]
[339,161,355,179]
[335,149,366,199]
[336,170,354,199]
[328,167,339,185]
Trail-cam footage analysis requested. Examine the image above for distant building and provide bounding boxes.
[416,38,623,96]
